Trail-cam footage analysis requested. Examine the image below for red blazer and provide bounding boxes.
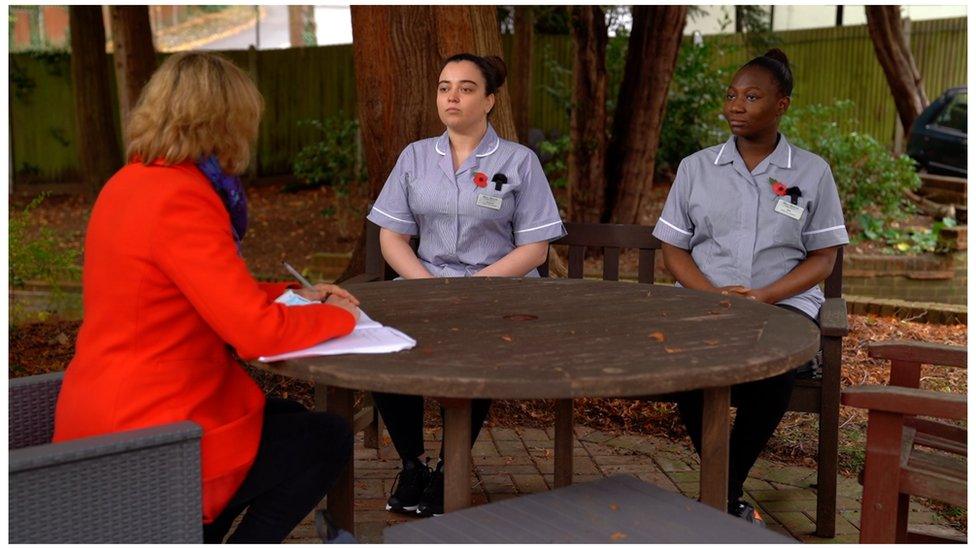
[53,160,356,524]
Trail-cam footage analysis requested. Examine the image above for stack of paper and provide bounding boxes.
[260,306,416,362]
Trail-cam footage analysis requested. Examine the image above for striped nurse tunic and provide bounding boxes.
[652,133,849,320]
[367,123,566,278]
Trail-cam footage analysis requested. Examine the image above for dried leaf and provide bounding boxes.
[610,532,627,541]
[704,339,720,346]
[609,503,620,511]
[719,300,732,308]
[664,346,683,354]
[647,331,666,342]
[501,335,513,342]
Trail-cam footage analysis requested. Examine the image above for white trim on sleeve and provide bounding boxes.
[802,224,846,236]
[514,220,563,234]
[658,217,692,236]
[371,206,416,225]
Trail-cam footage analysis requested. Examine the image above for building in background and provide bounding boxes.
[685,5,968,35]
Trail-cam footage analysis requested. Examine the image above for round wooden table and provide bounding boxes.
[254,277,820,532]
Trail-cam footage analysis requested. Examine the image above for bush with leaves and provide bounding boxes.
[779,100,921,235]
[290,115,363,191]
[657,38,735,177]
[9,194,80,289]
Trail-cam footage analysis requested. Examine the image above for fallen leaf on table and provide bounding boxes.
[610,532,627,541]
[609,503,620,511]
[501,335,513,342]
[648,331,666,342]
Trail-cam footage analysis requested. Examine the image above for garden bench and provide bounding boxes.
[9,372,202,543]
[383,474,794,543]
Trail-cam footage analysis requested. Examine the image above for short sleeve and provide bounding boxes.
[512,151,566,245]
[802,166,849,251]
[366,147,418,236]
[652,158,694,249]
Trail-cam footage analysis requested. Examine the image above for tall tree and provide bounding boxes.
[338,6,519,280]
[604,6,687,224]
[70,6,122,194]
[109,6,156,133]
[865,6,928,139]
[567,6,608,223]
[288,6,316,47]
[510,6,535,143]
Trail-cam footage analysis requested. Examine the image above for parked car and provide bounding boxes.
[907,86,967,176]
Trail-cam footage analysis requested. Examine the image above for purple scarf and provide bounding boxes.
[197,156,248,253]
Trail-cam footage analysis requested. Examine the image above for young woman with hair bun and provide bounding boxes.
[653,48,849,525]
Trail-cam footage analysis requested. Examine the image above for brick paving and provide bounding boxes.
[284,427,961,543]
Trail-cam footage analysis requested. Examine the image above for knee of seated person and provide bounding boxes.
[309,412,354,456]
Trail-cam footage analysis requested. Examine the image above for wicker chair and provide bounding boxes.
[9,371,203,543]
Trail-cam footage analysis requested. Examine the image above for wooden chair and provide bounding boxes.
[543,223,848,537]
[841,340,967,544]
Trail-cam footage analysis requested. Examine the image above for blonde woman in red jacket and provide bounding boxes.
[53,52,360,543]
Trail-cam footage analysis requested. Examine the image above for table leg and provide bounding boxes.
[700,385,730,511]
[325,386,355,535]
[440,398,472,513]
[554,399,574,488]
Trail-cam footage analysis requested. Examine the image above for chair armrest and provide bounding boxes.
[9,421,203,543]
[841,385,966,420]
[342,272,382,285]
[868,340,967,368]
[819,297,848,337]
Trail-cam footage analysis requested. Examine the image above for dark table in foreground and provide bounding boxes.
[383,474,795,543]
[254,277,819,533]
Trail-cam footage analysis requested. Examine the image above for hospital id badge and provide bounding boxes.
[476,194,503,211]
[774,199,803,220]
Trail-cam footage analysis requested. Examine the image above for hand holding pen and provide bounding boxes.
[282,261,360,307]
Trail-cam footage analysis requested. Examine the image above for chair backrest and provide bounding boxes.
[824,246,844,299]
[541,222,661,283]
[9,371,64,450]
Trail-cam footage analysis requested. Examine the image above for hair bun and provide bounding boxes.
[763,48,790,68]
[483,55,508,87]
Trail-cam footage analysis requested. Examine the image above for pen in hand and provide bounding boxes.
[282,260,314,289]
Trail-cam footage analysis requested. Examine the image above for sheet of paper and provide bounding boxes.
[258,309,415,362]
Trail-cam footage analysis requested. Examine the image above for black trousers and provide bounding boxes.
[674,304,818,504]
[203,398,354,543]
[372,392,492,461]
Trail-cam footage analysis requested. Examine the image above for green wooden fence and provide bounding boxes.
[8,17,967,184]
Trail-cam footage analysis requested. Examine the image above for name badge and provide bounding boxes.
[476,194,503,210]
[774,199,804,220]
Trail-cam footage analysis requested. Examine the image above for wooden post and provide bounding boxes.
[815,335,841,537]
[553,399,574,488]
[699,386,730,510]
[858,410,903,543]
[325,386,355,534]
[441,398,472,513]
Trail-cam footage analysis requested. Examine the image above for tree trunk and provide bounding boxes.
[70,6,122,195]
[567,6,608,224]
[604,6,687,225]
[510,6,534,143]
[109,6,156,138]
[288,6,315,47]
[338,6,521,281]
[865,6,928,139]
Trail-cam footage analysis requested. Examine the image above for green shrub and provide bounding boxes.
[290,115,362,191]
[780,100,922,239]
[9,194,79,289]
[657,38,735,176]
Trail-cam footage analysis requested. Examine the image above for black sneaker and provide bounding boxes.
[729,500,766,527]
[386,459,430,514]
[416,463,444,517]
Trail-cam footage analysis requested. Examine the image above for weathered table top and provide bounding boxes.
[255,277,819,399]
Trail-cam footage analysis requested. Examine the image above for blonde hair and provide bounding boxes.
[125,52,263,175]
